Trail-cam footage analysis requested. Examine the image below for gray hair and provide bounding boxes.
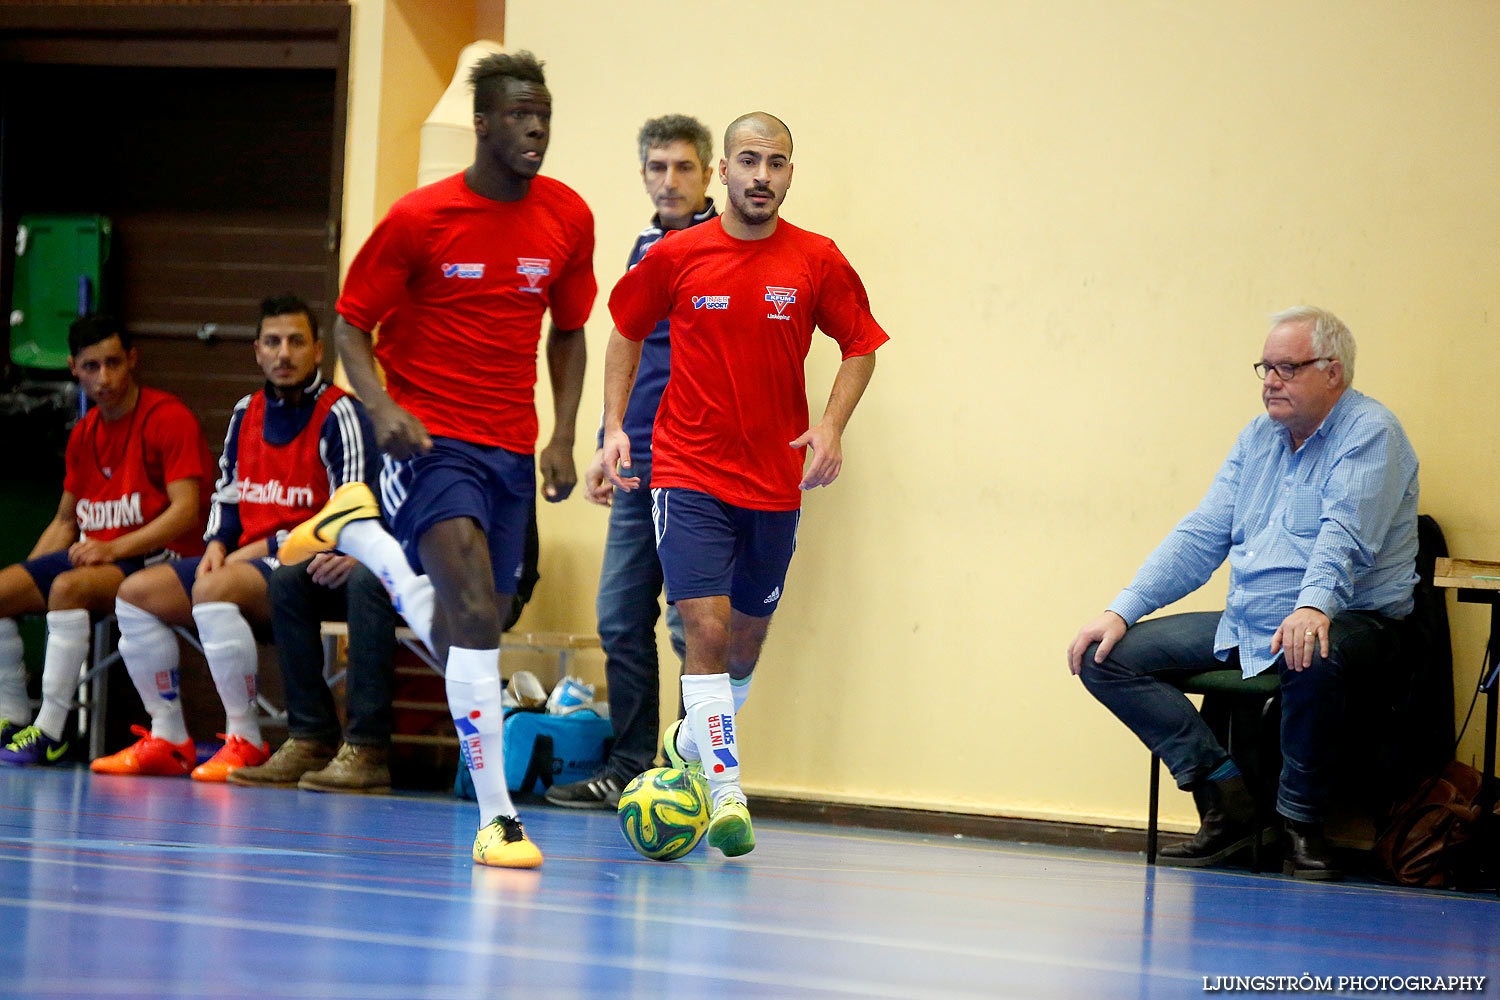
[1270,305,1356,386]
[637,114,712,171]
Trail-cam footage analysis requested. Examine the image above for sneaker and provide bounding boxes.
[277,481,380,564]
[544,770,624,809]
[506,670,548,710]
[472,814,543,869]
[0,718,25,748]
[662,720,703,778]
[298,743,391,794]
[0,725,69,767]
[227,737,338,787]
[190,734,271,782]
[707,797,756,857]
[90,725,195,776]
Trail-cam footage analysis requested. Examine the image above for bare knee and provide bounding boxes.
[45,569,115,612]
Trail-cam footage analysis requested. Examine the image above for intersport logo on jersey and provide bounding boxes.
[76,493,143,531]
[237,478,317,509]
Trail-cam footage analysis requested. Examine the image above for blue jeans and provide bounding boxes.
[268,561,398,746]
[597,461,685,781]
[1079,609,1403,823]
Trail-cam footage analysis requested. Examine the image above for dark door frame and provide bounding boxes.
[0,3,351,358]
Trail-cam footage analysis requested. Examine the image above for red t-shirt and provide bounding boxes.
[337,172,596,452]
[63,385,213,556]
[608,218,889,510]
[234,385,346,543]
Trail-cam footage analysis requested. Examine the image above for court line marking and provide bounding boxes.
[0,893,1171,999]
[0,851,1208,988]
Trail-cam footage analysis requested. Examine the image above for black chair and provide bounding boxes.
[1146,670,1280,871]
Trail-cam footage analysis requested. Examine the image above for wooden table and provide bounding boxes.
[1432,557,1500,888]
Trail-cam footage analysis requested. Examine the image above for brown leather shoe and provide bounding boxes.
[298,743,391,794]
[226,737,337,787]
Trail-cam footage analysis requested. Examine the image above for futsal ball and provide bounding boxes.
[617,767,710,861]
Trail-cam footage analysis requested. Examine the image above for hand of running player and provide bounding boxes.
[68,537,116,566]
[1067,611,1128,676]
[371,401,432,460]
[583,448,613,506]
[601,429,640,492]
[791,422,843,490]
[308,553,357,588]
[538,438,577,503]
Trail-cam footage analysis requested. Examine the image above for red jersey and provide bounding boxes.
[63,385,213,556]
[608,218,889,510]
[234,385,346,543]
[337,172,596,451]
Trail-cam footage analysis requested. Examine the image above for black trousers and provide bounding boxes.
[268,560,398,746]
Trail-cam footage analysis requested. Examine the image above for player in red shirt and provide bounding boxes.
[604,112,889,856]
[102,295,378,782]
[0,315,213,766]
[278,51,594,869]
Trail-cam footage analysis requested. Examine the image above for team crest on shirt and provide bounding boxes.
[692,295,730,310]
[764,286,797,320]
[516,257,551,292]
[441,263,485,279]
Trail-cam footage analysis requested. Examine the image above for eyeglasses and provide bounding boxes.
[1253,357,1331,381]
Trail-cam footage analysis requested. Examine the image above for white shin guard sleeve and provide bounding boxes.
[35,609,90,740]
[116,599,188,742]
[682,673,741,807]
[0,618,31,725]
[191,601,262,744]
[445,647,516,823]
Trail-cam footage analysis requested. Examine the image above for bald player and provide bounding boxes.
[603,112,889,856]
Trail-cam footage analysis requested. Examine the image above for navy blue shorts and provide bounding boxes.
[21,549,151,598]
[169,555,277,598]
[650,487,799,617]
[378,436,533,596]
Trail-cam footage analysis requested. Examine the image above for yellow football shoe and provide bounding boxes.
[278,481,380,564]
[472,814,544,869]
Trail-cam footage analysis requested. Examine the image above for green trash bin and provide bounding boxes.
[9,213,112,370]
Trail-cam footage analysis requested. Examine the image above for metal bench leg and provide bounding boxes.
[1147,754,1161,864]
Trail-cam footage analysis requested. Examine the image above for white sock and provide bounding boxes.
[682,673,742,809]
[116,599,189,743]
[191,602,262,744]
[445,646,516,823]
[0,618,32,726]
[35,609,89,740]
[731,673,753,714]
[337,520,434,650]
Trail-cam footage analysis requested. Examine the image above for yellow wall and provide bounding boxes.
[341,0,1500,831]
[494,0,1500,831]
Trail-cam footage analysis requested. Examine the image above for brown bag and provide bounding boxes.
[1373,761,1483,887]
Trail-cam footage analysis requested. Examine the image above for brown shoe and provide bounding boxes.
[226,737,337,788]
[298,743,391,794]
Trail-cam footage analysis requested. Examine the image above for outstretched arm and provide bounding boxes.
[601,329,643,491]
[334,315,431,460]
[791,350,877,490]
[538,322,586,502]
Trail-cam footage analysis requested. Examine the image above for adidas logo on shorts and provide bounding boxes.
[763,586,781,604]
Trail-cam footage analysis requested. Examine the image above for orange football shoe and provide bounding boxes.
[191,733,271,783]
[278,481,380,564]
[90,725,196,777]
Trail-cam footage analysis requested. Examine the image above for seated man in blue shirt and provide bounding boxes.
[1067,306,1419,881]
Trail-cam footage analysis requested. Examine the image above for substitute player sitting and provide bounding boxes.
[604,112,889,855]
[0,315,213,765]
[277,51,594,869]
[101,294,377,781]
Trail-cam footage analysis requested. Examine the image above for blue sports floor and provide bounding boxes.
[2,766,1497,999]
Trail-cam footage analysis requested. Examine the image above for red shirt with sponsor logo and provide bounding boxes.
[337,172,596,451]
[231,385,347,544]
[608,218,889,510]
[63,385,213,556]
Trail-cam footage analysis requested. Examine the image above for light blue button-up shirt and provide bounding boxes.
[1108,388,1419,677]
